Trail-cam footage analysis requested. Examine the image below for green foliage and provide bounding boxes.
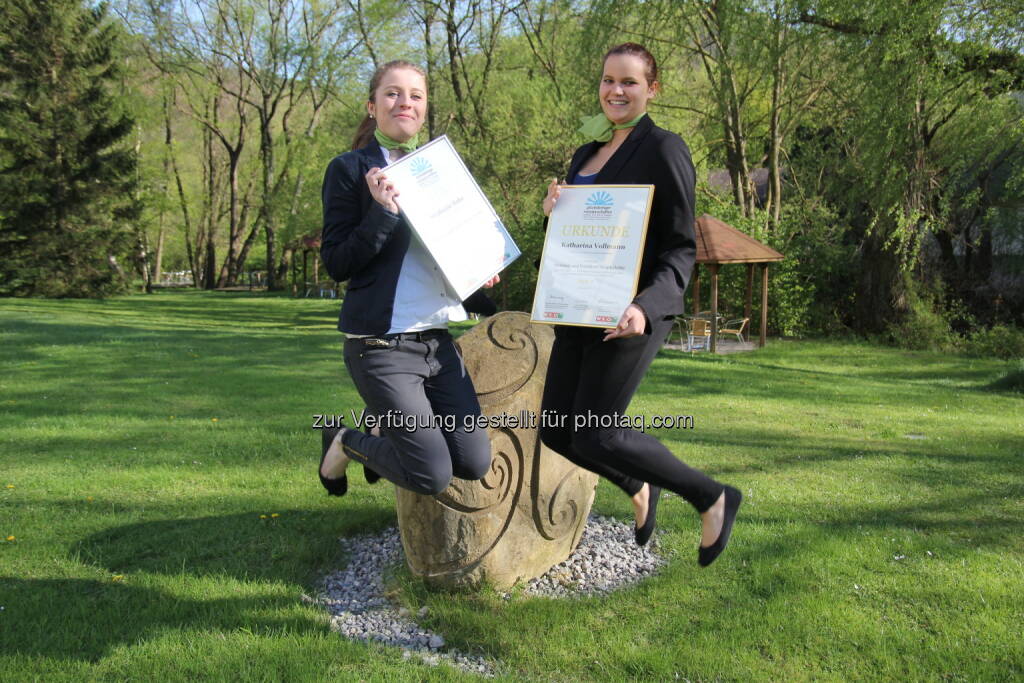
[426,12,597,312]
[883,279,962,352]
[697,190,856,337]
[14,0,1018,330]
[967,324,1024,360]
[0,0,139,297]
[783,1,1024,330]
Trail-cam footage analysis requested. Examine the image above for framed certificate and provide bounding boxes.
[386,136,521,301]
[531,185,654,327]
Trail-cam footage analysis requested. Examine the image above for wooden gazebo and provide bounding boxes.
[690,214,784,352]
[291,234,338,297]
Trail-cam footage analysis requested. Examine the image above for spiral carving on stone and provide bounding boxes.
[458,313,544,407]
[435,428,520,514]
[424,428,524,574]
[530,439,591,541]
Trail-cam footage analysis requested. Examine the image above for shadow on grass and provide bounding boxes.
[655,344,1012,395]
[1,290,339,331]
[674,426,1024,475]
[644,356,1009,410]
[5,507,396,661]
[0,576,325,662]
[1,317,350,429]
[73,509,388,582]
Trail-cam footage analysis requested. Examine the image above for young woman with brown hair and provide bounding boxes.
[539,44,742,566]
[317,61,498,497]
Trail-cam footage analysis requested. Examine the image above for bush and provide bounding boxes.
[884,281,961,352]
[967,325,1024,360]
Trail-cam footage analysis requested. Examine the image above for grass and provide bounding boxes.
[1,290,1021,681]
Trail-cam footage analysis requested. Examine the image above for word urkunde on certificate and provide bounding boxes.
[386,136,520,301]
[531,185,654,328]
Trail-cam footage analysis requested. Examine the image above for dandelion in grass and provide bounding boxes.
[260,514,268,519]
[271,513,280,518]
[112,575,124,582]
[5,536,14,542]
[86,497,94,503]
[5,484,13,489]
[211,417,219,423]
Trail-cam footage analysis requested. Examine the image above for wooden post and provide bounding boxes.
[313,253,320,286]
[744,263,754,332]
[291,251,299,296]
[760,264,769,347]
[710,264,720,354]
[691,264,701,316]
[302,250,309,297]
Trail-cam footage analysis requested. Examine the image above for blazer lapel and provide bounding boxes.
[566,141,601,182]
[595,114,654,183]
[355,143,389,214]
[358,142,387,169]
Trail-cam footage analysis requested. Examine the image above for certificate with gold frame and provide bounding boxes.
[531,185,654,328]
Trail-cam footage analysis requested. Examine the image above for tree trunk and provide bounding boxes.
[422,1,436,138]
[856,233,906,332]
[767,25,785,232]
[259,105,281,290]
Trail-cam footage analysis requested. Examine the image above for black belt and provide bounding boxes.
[359,329,449,347]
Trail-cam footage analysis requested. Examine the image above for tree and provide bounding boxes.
[0,0,139,297]
[795,0,1024,330]
[125,0,365,289]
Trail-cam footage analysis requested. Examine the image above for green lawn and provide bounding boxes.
[1,291,1021,681]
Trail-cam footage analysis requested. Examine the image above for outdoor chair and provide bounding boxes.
[674,316,688,348]
[686,318,711,352]
[304,281,338,298]
[718,317,749,343]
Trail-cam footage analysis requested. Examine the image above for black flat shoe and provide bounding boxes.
[698,485,742,567]
[318,426,347,496]
[634,485,661,547]
[361,424,381,484]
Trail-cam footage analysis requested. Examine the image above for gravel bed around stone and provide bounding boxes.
[314,513,666,676]
[316,530,494,676]
[522,514,667,598]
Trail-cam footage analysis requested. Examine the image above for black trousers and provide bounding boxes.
[340,331,491,496]
[539,319,723,513]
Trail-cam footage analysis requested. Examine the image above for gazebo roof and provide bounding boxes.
[695,214,784,264]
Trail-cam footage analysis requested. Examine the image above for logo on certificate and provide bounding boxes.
[543,311,563,319]
[595,315,614,323]
[410,157,440,187]
[583,190,614,222]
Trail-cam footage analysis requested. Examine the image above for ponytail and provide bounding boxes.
[351,115,376,151]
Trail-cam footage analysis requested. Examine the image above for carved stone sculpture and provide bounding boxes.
[394,312,598,589]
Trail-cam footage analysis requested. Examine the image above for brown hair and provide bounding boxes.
[603,42,658,86]
[351,60,428,151]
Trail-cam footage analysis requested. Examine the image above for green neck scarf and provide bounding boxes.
[374,127,420,154]
[578,113,646,142]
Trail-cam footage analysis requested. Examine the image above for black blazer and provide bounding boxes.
[320,143,494,334]
[563,114,696,323]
